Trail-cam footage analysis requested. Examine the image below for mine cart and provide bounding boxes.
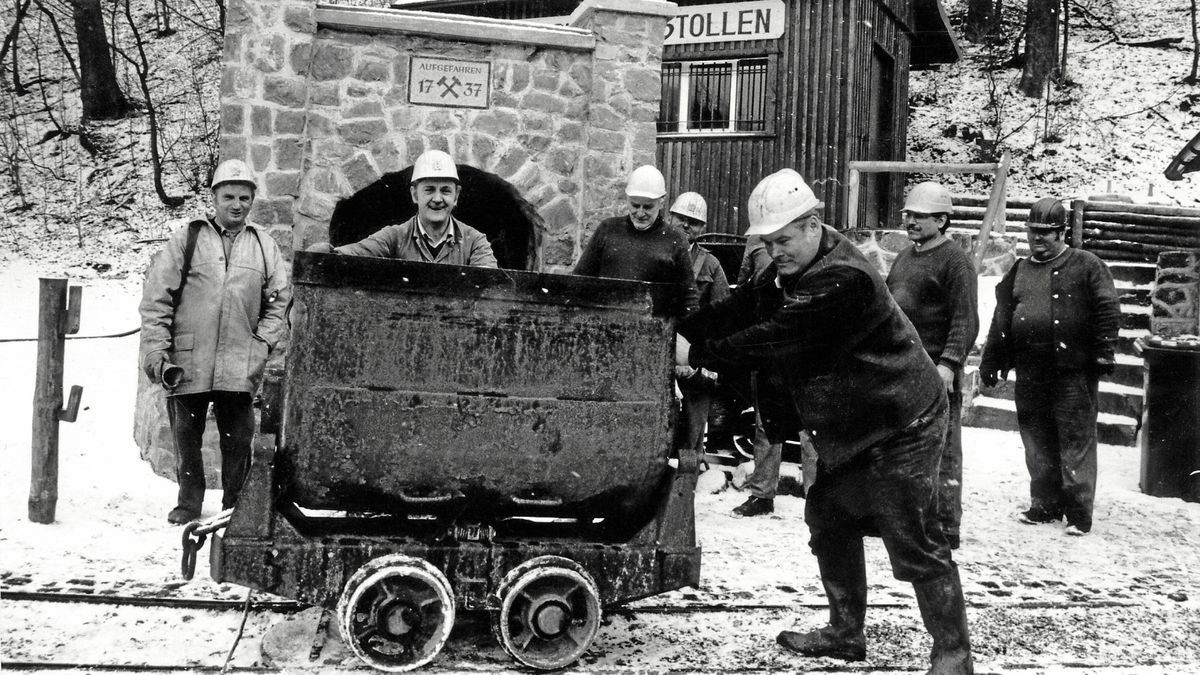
[206,252,701,671]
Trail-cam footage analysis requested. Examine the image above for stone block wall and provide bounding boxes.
[218,0,674,270]
[1151,251,1200,337]
[136,0,678,485]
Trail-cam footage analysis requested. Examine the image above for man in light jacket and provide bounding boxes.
[140,159,291,524]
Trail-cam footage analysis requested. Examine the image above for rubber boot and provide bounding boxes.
[913,566,974,675]
[777,548,867,661]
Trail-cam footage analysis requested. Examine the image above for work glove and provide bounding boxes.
[144,352,167,383]
[1095,358,1115,376]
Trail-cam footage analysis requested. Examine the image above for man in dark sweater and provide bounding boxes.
[572,165,699,317]
[980,197,1120,536]
[886,182,979,549]
[677,169,972,674]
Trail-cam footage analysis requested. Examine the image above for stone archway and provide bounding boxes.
[329,165,543,271]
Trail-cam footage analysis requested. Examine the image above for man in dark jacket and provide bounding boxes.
[979,197,1120,536]
[140,159,291,524]
[676,169,973,674]
[886,182,979,549]
[668,191,730,455]
[573,165,699,317]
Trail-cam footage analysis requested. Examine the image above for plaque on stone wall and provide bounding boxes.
[408,56,490,109]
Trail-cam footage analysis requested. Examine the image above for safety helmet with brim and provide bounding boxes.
[745,169,824,237]
[903,181,953,215]
[411,149,460,184]
[211,159,257,192]
[1025,197,1067,230]
[670,192,707,223]
[626,165,667,199]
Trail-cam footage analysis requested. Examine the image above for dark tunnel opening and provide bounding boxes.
[328,165,543,270]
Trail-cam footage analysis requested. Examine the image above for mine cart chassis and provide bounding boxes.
[210,437,701,671]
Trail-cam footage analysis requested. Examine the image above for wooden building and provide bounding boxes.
[394,0,959,234]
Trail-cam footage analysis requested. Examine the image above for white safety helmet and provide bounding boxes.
[211,159,257,191]
[410,149,460,184]
[903,181,954,214]
[669,192,708,223]
[745,169,823,237]
[625,165,667,199]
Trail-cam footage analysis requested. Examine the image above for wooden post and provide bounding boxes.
[29,278,83,524]
[972,151,1011,273]
[846,168,861,230]
[1070,199,1086,249]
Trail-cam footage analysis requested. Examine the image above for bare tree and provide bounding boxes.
[966,0,999,41]
[111,0,183,207]
[1018,0,1060,97]
[1187,0,1199,83]
[69,0,130,120]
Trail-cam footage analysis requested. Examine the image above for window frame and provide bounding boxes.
[657,53,777,138]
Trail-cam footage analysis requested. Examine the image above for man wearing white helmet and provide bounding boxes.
[676,169,973,674]
[140,159,292,524]
[885,181,979,550]
[310,149,496,268]
[666,191,730,458]
[573,165,698,317]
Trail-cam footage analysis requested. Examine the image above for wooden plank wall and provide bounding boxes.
[659,0,913,235]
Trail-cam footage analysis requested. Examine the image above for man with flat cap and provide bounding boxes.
[675,169,973,674]
[980,197,1119,537]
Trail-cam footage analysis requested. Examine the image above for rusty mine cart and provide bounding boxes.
[202,253,701,671]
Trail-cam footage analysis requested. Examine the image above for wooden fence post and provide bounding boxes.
[29,278,83,524]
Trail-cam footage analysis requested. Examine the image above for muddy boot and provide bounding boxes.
[777,550,867,661]
[913,566,973,675]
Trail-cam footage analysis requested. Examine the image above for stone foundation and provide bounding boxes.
[1151,251,1200,337]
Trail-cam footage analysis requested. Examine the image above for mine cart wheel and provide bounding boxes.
[336,554,455,672]
[493,555,602,670]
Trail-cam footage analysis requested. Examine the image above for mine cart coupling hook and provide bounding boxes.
[180,509,233,580]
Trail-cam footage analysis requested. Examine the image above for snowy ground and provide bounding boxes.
[1,266,1199,673]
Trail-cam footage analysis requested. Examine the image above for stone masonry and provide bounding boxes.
[136,0,678,485]
[1151,251,1200,337]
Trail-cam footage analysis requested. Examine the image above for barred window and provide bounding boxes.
[658,58,770,134]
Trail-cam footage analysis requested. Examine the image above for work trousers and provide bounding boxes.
[677,380,714,455]
[746,410,782,499]
[168,391,255,513]
[1014,367,1099,529]
[805,401,952,583]
[937,379,964,540]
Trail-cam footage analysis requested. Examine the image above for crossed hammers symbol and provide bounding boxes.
[436,76,463,98]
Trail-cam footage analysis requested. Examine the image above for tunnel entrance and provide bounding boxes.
[329,165,543,271]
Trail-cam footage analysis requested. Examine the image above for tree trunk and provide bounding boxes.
[1188,0,1199,82]
[70,0,130,120]
[965,0,996,41]
[1018,0,1060,97]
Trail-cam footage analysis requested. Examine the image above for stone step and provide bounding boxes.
[1121,304,1151,330]
[1109,352,1146,388]
[976,376,1145,420]
[964,396,1140,446]
[1118,286,1153,306]
[1107,261,1158,285]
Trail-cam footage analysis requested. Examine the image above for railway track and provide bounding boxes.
[5,587,1195,673]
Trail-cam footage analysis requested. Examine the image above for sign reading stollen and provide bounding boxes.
[409,56,490,109]
[665,0,785,45]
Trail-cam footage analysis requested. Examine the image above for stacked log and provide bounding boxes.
[1072,201,1200,263]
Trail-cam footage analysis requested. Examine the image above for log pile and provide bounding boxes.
[1070,201,1200,263]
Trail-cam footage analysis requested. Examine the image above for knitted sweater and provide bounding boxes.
[573,215,700,316]
[885,240,980,369]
